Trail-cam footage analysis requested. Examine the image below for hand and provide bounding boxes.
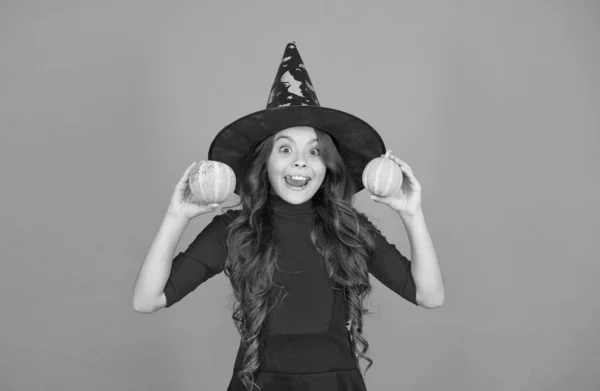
[166,162,220,220]
[369,150,423,217]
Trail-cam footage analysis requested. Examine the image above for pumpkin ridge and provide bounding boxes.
[214,162,221,201]
[373,159,382,192]
[382,160,394,194]
[199,162,208,201]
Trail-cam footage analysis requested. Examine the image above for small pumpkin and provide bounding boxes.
[188,160,236,204]
[362,150,403,197]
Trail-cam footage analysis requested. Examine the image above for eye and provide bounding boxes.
[278,146,320,155]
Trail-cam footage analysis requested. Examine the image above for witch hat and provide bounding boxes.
[208,42,386,194]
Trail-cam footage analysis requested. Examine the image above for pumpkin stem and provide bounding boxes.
[384,150,392,159]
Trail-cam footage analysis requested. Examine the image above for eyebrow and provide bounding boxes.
[275,135,318,144]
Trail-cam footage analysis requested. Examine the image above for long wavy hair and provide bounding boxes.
[221,128,384,391]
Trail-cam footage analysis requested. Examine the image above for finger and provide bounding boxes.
[390,156,413,174]
[175,163,196,190]
[186,161,197,173]
[388,154,405,166]
[180,162,197,181]
[183,185,193,200]
[203,203,220,213]
[369,194,387,204]
[399,166,421,189]
[398,163,413,176]
[401,167,419,186]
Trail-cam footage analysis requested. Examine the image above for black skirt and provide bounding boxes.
[226,329,367,391]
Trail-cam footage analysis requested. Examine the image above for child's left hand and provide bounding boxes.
[369,151,423,217]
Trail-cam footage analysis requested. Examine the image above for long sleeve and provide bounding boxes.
[163,210,237,308]
[369,229,418,306]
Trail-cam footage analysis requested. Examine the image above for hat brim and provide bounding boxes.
[208,105,386,195]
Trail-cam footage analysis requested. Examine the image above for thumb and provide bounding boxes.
[370,195,384,203]
[199,203,219,214]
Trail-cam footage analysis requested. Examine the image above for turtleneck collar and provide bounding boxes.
[269,193,315,216]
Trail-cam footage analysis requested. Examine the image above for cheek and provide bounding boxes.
[266,160,283,181]
[268,160,282,173]
[315,164,327,183]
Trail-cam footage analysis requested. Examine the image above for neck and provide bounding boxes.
[269,193,315,216]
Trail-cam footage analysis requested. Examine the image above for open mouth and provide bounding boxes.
[284,175,311,188]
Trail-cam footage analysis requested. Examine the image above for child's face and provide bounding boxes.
[267,126,326,204]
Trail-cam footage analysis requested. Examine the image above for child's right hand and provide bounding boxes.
[166,162,220,220]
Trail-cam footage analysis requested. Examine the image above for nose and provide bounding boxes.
[293,162,307,168]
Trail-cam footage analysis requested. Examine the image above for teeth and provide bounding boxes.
[286,175,309,181]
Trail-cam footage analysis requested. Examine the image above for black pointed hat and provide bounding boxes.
[208,42,386,195]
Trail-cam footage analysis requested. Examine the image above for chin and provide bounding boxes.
[281,192,314,204]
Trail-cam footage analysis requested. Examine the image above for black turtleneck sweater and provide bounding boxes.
[163,194,417,334]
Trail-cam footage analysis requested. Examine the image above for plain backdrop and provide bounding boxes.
[2,1,599,390]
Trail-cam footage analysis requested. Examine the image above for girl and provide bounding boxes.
[133,43,444,391]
